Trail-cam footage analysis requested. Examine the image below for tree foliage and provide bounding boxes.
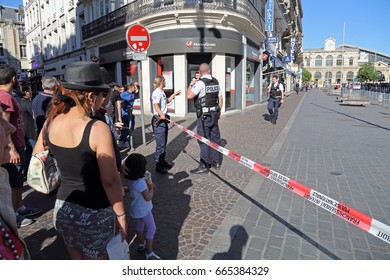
[356,62,378,82]
[302,68,312,83]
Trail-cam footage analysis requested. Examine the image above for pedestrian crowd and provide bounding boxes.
[0,60,227,260]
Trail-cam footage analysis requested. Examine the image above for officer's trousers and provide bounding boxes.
[196,111,221,165]
[267,97,280,119]
[152,117,168,163]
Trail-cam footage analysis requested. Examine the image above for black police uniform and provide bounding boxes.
[267,82,282,123]
[191,77,222,173]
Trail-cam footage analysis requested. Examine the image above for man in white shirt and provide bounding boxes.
[187,63,223,174]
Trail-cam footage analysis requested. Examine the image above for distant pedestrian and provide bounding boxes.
[151,75,181,174]
[32,76,57,135]
[295,81,300,95]
[267,75,285,125]
[124,153,161,260]
[33,61,126,260]
[20,85,37,176]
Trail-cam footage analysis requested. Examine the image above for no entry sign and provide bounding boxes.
[126,24,150,53]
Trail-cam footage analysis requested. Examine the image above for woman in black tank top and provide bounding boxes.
[33,62,127,260]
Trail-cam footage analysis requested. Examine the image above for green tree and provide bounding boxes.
[302,68,312,83]
[356,62,378,82]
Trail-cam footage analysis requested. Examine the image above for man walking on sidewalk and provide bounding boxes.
[267,75,285,125]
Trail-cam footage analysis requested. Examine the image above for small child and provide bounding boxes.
[124,153,161,260]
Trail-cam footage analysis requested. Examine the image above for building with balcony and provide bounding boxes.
[0,5,28,78]
[302,37,390,86]
[80,0,266,116]
[261,0,303,98]
[24,0,85,86]
[23,0,302,116]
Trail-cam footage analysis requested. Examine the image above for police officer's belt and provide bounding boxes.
[202,106,218,113]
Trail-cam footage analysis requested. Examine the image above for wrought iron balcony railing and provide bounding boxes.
[82,0,264,40]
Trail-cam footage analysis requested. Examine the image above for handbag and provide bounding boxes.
[106,233,130,260]
[27,121,61,194]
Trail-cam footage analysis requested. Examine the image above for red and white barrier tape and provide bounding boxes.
[171,121,390,244]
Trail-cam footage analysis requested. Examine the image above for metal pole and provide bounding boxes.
[137,60,146,146]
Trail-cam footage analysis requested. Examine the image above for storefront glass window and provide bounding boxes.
[225,56,236,110]
[246,60,255,106]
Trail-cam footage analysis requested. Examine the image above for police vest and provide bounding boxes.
[270,83,282,98]
[194,77,220,109]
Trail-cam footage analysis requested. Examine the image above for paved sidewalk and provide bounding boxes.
[201,89,390,260]
[19,89,390,260]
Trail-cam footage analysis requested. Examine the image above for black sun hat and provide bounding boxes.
[60,61,110,92]
[100,67,117,87]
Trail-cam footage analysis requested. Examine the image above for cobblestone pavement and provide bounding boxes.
[20,89,390,260]
[201,89,390,260]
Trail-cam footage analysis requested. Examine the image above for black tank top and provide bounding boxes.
[48,119,110,209]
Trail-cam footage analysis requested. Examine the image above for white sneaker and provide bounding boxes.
[146,251,161,260]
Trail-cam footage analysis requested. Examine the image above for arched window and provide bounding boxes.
[336,54,343,66]
[314,72,321,79]
[325,72,332,84]
[326,55,333,66]
[336,71,342,81]
[349,57,354,66]
[305,57,310,67]
[347,71,354,81]
[315,55,322,66]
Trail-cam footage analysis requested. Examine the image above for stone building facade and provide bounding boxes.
[302,37,390,85]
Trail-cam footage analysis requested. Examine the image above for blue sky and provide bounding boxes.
[5,0,390,56]
[301,0,390,55]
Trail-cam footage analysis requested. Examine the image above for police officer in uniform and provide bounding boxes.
[187,63,223,174]
[267,75,285,124]
[151,75,181,174]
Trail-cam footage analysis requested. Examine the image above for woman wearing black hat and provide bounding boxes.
[33,61,127,260]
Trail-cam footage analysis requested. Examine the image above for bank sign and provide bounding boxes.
[265,0,274,32]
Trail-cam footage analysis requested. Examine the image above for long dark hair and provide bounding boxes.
[46,84,101,122]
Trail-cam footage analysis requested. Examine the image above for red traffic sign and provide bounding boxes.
[126,24,150,53]
[261,53,268,61]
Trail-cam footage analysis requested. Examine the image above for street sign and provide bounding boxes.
[265,0,274,32]
[266,36,278,44]
[282,56,291,63]
[133,53,147,61]
[126,24,151,53]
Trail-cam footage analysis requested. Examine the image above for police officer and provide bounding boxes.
[187,63,223,174]
[151,75,181,174]
[267,75,285,125]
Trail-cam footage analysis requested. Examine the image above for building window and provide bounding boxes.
[315,55,322,66]
[305,56,310,67]
[325,72,332,84]
[347,71,354,81]
[314,72,321,79]
[349,58,353,66]
[326,55,333,66]
[336,54,343,66]
[20,46,27,58]
[336,71,342,82]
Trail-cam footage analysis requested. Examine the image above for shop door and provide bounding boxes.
[187,53,212,112]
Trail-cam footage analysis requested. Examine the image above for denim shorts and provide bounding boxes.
[53,199,115,259]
